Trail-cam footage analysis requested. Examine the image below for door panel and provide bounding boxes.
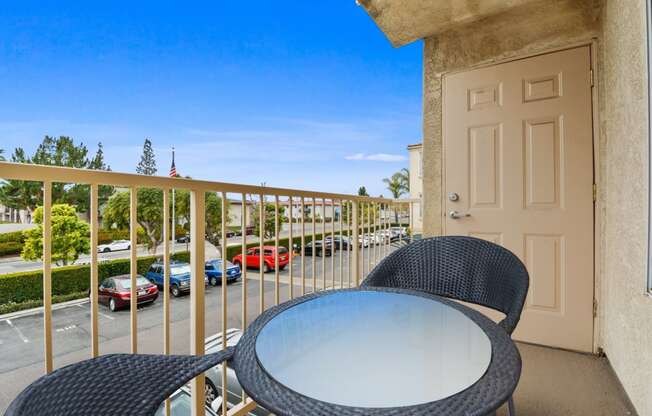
[443,46,594,352]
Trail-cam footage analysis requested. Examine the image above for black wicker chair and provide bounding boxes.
[5,347,234,416]
[361,235,529,415]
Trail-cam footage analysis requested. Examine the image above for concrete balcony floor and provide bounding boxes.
[497,343,636,415]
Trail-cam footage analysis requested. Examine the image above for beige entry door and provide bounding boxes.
[443,46,594,352]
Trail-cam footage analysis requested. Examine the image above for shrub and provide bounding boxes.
[0,242,22,256]
[0,231,24,244]
[0,251,190,306]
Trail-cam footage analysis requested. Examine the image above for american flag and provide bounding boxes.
[169,148,177,177]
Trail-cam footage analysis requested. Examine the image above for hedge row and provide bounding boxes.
[0,230,344,310]
[0,251,190,306]
[0,231,24,244]
[0,242,22,256]
[0,231,26,256]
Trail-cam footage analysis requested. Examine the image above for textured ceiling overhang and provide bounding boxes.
[358,0,543,47]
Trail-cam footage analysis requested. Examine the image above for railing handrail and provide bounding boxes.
[0,161,415,203]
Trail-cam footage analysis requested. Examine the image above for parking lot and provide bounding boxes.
[0,246,394,412]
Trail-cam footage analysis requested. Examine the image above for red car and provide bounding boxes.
[232,246,290,273]
[97,274,159,312]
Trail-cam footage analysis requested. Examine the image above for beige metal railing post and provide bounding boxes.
[274,195,280,305]
[352,200,360,286]
[288,196,294,300]
[190,189,206,416]
[360,202,365,279]
[311,198,316,292]
[300,197,306,295]
[385,203,389,256]
[338,200,343,288]
[240,195,248,321]
[42,180,53,374]
[321,198,326,290]
[367,203,372,276]
[409,201,414,238]
[240,192,248,404]
[129,187,138,353]
[347,201,351,287]
[90,183,99,359]
[221,192,229,416]
[373,202,378,266]
[259,194,265,314]
[163,188,171,416]
[163,189,171,356]
[330,199,335,288]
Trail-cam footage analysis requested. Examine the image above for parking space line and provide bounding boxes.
[6,319,29,343]
[76,303,114,320]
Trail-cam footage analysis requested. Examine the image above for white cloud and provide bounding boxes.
[345,153,406,162]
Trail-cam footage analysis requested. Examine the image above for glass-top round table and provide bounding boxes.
[256,290,491,407]
[233,288,521,416]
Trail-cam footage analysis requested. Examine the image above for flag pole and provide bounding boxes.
[171,146,176,255]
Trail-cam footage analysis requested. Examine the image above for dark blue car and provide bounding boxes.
[146,261,208,297]
[205,259,241,286]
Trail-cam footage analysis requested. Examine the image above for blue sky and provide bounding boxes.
[0,1,422,196]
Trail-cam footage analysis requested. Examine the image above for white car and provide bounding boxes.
[97,239,131,253]
[155,387,220,416]
[204,329,270,416]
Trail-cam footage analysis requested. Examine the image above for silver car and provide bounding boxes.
[204,329,270,416]
[155,387,219,416]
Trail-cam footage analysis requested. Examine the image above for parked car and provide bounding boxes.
[155,386,220,416]
[232,246,290,273]
[390,226,408,241]
[96,274,158,312]
[97,239,130,253]
[245,226,255,236]
[176,235,190,243]
[325,235,353,250]
[146,261,208,297]
[205,259,241,286]
[225,230,236,238]
[358,235,374,247]
[303,240,333,257]
[203,329,270,416]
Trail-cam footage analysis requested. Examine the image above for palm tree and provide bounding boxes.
[383,172,407,223]
[397,168,409,193]
[0,148,5,161]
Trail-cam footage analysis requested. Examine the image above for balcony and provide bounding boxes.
[0,161,638,416]
[0,161,417,415]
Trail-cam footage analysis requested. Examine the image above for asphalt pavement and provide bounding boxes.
[0,245,395,412]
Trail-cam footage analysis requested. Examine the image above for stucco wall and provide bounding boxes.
[422,0,601,236]
[420,0,651,412]
[598,0,652,413]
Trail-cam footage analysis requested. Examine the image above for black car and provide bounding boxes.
[176,235,190,243]
[325,236,353,251]
[303,240,332,257]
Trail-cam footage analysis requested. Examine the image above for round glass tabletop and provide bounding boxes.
[254,290,492,408]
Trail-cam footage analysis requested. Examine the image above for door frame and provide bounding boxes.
[440,41,602,353]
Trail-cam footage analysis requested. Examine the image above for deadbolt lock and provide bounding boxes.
[448,192,460,202]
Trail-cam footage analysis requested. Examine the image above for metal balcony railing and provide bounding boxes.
[0,161,416,416]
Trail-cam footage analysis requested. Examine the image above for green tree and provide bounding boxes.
[383,172,408,222]
[0,148,5,161]
[251,201,287,239]
[357,186,369,197]
[103,189,164,253]
[174,190,229,249]
[0,137,113,214]
[398,168,410,193]
[21,204,90,266]
[136,138,157,175]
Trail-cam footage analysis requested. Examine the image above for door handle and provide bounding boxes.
[449,210,471,219]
